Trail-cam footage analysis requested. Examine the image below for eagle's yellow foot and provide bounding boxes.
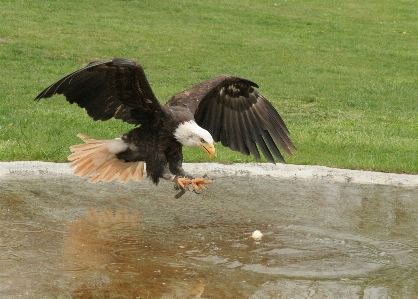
[175,177,193,190]
[174,176,212,192]
[190,178,212,191]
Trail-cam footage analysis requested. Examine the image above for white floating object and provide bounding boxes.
[251,230,263,240]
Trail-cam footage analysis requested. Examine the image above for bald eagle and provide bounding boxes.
[35,58,296,191]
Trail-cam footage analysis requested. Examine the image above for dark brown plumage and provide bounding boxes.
[167,75,295,162]
[35,58,296,190]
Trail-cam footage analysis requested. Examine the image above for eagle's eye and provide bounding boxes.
[200,138,205,143]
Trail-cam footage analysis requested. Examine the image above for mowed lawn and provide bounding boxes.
[0,0,417,173]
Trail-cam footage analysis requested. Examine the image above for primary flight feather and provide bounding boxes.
[35,58,296,191]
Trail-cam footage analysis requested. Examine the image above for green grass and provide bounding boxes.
[0,0,417,173]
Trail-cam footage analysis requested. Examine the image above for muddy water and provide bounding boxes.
[0,174,417,298]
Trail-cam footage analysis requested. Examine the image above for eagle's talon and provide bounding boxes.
[175,190,187,198]
[174,176,193,190]
[198,184,206,191]
[192,180,199,190]
[190,178,212,191]
[174,176,212,192]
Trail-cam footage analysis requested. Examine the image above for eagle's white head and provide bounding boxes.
[174,121,216,158]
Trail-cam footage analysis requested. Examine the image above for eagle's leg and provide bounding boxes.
[166,147,212,191]
[160,164,192,191]
[166,147,193,190]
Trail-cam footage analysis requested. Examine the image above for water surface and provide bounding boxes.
[0,174,417,298]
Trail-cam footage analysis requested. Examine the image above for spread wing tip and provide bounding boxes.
[34,88,51,101]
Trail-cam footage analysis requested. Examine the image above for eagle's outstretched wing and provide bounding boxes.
[35,58,162,125]
[166,75,296,163]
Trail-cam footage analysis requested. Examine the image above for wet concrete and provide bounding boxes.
[0,165,417,298]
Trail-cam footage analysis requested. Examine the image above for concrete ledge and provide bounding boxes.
[0,161,417,188]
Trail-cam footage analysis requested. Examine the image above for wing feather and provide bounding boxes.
[245,107,276,162]
[252,98,295,156]
[242,110,262,159]
[233,105,251,155]
[220,103,231,148]
[229,109,246,153]
[166,74,295,163]
[35,58,162,125]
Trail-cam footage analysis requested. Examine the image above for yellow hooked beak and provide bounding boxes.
[200,143,216,159]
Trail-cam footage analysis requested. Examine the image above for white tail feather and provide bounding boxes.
[68,133,145,183]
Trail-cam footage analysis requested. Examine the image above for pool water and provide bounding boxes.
[0,174,417,298]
